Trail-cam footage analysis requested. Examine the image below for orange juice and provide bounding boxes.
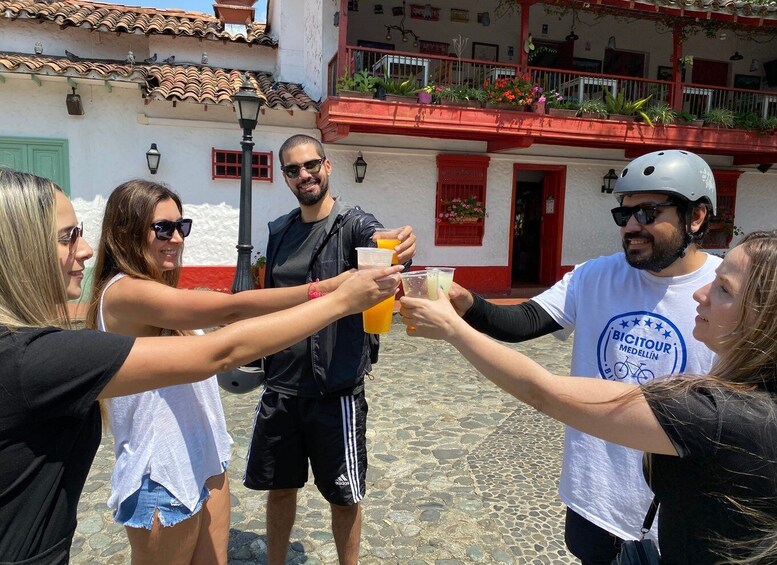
[363,295,395,334]
[376,238,401,264]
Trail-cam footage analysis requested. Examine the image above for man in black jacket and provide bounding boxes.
[244,134,415,565]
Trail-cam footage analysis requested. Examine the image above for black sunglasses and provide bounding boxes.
[57,222,83,251]
[150,219,193,241]
[611,203,676,227]
[281,158,325,179]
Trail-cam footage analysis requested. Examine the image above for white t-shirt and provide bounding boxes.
[98,274,233,513]
[532,252,720,540]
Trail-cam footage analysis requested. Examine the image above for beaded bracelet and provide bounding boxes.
[308,278,327,299]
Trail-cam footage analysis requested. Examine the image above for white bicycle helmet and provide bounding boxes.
[614,149,716,214]
[217,358,265,394]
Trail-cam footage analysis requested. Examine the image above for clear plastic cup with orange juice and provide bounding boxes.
[356,247,396,334]
[373,228,402,265]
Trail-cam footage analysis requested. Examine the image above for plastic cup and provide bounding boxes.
[356,247,396,334]
[425,267,455,295]
[374,228,402,265]
[400,270,439,300]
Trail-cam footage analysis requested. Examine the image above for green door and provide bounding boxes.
[0,138,70,194]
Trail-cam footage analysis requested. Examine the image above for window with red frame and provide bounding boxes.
[212,149,273,181]
[435,155,490,246]
[703,170,742,249]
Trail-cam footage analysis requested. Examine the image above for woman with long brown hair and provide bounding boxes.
[401,231,777,564]
[0,168,400,565]
[85,179,410,565]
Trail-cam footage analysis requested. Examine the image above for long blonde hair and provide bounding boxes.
[642,230,777,564]
[0,168,70,329]
[86,179,184,330]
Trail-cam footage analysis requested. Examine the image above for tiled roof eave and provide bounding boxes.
[0,53,318,111]
[0,1,277,46]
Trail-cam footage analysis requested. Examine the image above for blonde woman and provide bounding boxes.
[0,168,400,565]
[401,231,777,564]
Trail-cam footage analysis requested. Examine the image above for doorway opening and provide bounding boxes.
[511,164,566,293]
[512,174,544,285]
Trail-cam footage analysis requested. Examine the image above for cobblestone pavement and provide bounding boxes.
[71,318,577,564]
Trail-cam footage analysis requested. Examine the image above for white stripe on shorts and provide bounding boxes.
[340,395,362,502]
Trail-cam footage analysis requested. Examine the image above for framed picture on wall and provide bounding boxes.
[472,42,499,62]
[572,57,602,73]
[734,74,761,90]
[419,40,450,56]
[656,66,673,81]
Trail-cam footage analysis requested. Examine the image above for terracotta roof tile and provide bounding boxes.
[0,0,275,46]
[0,51,142,79]
[0,52,317,110]
[145,65,318,110]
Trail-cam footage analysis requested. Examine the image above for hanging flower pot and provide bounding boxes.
[418,91,433,104]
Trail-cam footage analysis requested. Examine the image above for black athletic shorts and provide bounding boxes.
[243,388,368,506]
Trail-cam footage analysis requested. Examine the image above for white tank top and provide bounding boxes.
[99,273,232,512]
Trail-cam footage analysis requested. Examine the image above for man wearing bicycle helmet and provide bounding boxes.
[446,149,720,564]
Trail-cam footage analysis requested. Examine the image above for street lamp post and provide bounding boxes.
[231,74,266,293]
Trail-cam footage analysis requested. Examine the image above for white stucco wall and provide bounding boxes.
[3,11,777,284]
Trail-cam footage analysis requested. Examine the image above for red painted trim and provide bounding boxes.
[179,266,235,293]
[318,98,777,160]
[181,265,514,295]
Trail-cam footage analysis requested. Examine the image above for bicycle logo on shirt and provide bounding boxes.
[597,311,687,383]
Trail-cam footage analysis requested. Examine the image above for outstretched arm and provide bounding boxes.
[101,270,353,331]
[448,282,562,342]
[99,266,402,398]
[400,291,677,456]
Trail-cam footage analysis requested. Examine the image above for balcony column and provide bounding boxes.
[337,0,349,81]
[519,0,532,72]
[671,25,684,112]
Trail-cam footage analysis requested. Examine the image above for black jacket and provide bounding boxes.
[264,198,381,395]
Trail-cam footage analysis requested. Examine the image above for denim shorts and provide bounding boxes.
[115,462,228,529]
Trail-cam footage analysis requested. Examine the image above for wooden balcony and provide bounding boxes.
[321,47,777,165]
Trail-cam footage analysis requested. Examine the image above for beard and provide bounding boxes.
[622,228,687,272]
[293,175,329,206]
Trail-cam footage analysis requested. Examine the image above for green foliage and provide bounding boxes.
[437,84,485,103]
[677,111,700,123]
[578,98,608,118]
[253,251,266,268]
[645,103,677,125]
[337,69,377,93]
[703,107,735,128]
[760,116,777,135]
[603,88,653,125]
[735,111,762,132]
[378,75,420,95]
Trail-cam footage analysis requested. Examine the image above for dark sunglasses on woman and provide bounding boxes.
[280,158,325,179]
[151,219,193,241]
[611,202,676,227]
[57,223,83,251]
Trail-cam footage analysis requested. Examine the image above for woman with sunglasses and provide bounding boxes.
[402,230,777,564]
[0,169,401,565]
[84,179,369,565]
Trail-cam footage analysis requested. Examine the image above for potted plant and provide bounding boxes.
[418,84,435,104]
[677,111,704,127]
[377,75,420,102]
[482,74,535,110]
[437,84,484,107]
[437,196,487,224]
[703,107,735,129]
[734,111,762,132]
[336,68,376,99]
[645,103,677,126]
[546,91,578,118]
[603,88,653,124]
[252,251,267,289]
[759,116,777,135]
[578,98,608,119]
